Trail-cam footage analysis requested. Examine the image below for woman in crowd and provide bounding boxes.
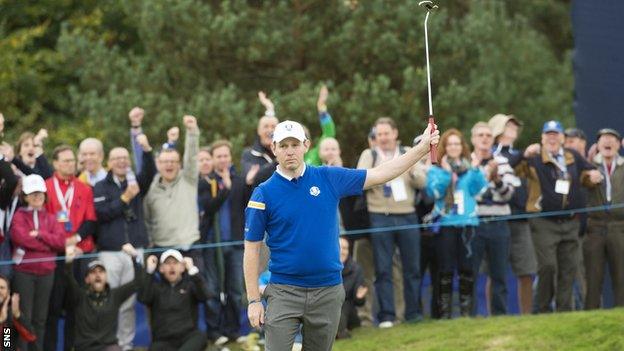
[426,129,487,318]
[10,174,69,351]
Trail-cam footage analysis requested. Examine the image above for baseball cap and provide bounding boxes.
[87,260,106,273]
[596,128,622,141]
[542,120,564,134]
[488,114,523,139]
[22,174,47,195]
[564,128,587,140]
[160,249,184,264]
[272,120,307,143]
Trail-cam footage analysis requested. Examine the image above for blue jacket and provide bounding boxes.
[426,166,487,227]
[93,151,156,250]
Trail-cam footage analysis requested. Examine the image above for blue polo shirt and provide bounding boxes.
[245,165,366,287]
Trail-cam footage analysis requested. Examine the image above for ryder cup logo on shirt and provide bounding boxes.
[309,186,321,197]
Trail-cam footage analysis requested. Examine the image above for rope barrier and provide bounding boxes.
[2,202,623,266]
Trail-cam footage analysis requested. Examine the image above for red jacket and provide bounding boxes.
[10,207,66,275]
[45,173,96,253]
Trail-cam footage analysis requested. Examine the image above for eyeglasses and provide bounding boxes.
[159,160,180,165]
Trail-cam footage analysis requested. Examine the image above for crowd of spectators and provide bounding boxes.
[0,87,623,351]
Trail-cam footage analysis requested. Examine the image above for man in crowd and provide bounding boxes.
[139,250,208,351]
[304,85,336,166]
[357,117,426,327]
[518,120,602,312]
[65,247,141,351]
[199,139,249,345]
[470,122,516,316]
[241,92,278,186]
[583,128,624,309]
[489,114,537,314]
[78,138,107,187]
[564,128,588,157]
[144,115,201,259]
[244,120,439,351]
[93,134,156,350]
[45,145,97,351]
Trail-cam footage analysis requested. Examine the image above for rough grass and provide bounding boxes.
[333,309,624,351]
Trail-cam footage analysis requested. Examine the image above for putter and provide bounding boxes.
[418,0,439,163]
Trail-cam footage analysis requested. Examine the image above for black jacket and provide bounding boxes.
[93,151,156,250]
[342,258,366,306]
[198,169,250,242]
[67,261,140,351]
[0,158,18,209]
[12,154,53,179]
[138,268,210,341]
[241,138,275,182]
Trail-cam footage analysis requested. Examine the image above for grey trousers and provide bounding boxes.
[264,283,345,351]
[100,251,136,351]
[530,217,580,312]
[13,270,55,351]
[583,219,624,309]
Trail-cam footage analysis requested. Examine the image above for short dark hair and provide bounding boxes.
[209,140,232,155]
[374,117,397,130]
[52,145,74,160]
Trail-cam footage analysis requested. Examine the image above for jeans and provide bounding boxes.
[471,221,510,316]
[203,245,243,339]
[369,213,421,322]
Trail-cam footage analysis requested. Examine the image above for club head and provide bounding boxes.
[418,0,439,11]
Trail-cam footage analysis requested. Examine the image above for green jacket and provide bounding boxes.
[304,111,335,166]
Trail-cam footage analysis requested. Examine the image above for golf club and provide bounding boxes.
[418,0,439,163]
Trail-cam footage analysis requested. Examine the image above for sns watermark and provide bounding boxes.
[3,327,12,350]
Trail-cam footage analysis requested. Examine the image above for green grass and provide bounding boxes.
[333,309,624,351]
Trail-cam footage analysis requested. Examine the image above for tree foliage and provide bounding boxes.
[0,0,574,165]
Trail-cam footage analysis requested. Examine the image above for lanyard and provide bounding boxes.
[33,209,39,230]
[548,151,568,177]
[603,160,614,203]
[4,197,18,232]
[53,177,75,216]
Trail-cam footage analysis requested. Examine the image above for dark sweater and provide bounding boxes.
[138,268,210,341]
[66,261,140,351]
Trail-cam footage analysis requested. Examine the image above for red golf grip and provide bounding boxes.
[428,116,438,164]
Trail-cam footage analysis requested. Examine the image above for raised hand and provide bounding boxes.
[183,257,194,271]
[183,115,198,131]
[10,293,20,319]
[136,133,152,151]
[146,255,158,273]
[167,126,180,144]
[122,243,138,257]
[317,85,329,112]
[524,143,541,158]
[258,91,275,114]
[419,123,440,152]
[246,164,260,186]
[129,107,145,127]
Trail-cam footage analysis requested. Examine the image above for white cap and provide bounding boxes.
[160,249,184,264]
[272,120,307,143]
[22,174,47,195]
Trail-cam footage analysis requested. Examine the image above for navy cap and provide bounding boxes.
[542,120,564,134]
[564,128,587,140]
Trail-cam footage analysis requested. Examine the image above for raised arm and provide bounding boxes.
[182,115,199,182]
[364,125,439,189]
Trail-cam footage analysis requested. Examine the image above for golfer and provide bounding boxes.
[244,120,440,351]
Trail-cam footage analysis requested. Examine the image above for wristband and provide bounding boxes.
[264,110,275,117]
[248,298,262,305]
